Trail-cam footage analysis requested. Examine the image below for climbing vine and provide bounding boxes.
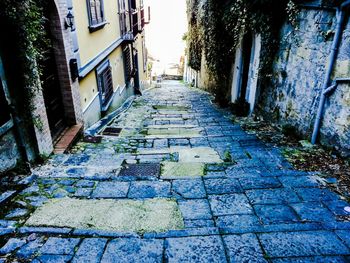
[187,0,203,71]
[186,0,299,105]
[0,0,49,129]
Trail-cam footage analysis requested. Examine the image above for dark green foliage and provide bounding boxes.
[282,124,301,139]
[0,0,50,130]
[187,0,202,71]
[0,0,48,112]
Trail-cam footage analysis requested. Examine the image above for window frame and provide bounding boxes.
[86,0,107,32]
[96,60,114,111]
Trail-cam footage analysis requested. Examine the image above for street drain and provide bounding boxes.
[118,163,161,178]
[102,127,122,136]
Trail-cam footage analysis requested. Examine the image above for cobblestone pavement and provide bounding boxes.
[1,81,350,262]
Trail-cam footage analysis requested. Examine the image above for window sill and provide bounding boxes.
[101,95,114,112]
[89,21,108,33]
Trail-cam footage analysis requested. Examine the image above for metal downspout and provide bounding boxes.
[311,0,350,144]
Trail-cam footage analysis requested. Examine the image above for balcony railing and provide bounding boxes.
[122,31,134,42]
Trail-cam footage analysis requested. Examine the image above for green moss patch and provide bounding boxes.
[161,162,205,179]
[146,128,202,138]
[153,105,190,111]
[25,198,184,234]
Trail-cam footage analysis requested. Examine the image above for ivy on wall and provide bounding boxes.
[0,0,49,129]
[187,0,203,71]
[186,0,299,105]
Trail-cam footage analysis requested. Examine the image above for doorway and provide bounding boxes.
[133,50,141,92]
[40,11,67,141]
[239,33,253,103]
[231,33,261,114]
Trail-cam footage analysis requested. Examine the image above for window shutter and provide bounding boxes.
[98,66,113,107]
[123,46,132,81]
[90,0,97,25]
[95,0,102,23]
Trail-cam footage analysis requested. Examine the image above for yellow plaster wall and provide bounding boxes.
[109,47,126,91]
[73,0,121,66]
[79,47,126,110]
[79,70,98,111]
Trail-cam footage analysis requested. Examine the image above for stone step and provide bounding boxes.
[54,124,83,154]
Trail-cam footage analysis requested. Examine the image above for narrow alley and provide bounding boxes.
[0,81,349,262]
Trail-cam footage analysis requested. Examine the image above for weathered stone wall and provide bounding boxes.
[0,130,21,174]
[259,8,350,156]
[198,51,213,91]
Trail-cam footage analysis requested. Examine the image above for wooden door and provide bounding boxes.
[41,20,66,140]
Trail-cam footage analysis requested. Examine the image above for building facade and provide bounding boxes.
[71,0,148,127]
[1,0,85,173]
[0,0,149,173]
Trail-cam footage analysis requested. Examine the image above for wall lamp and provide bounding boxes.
[65,11,75,31]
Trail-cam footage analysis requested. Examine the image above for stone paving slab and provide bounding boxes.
[246,188,301,205]
[71,238,107,263]
[40,237,80,255]
[172,179,206,199]
[165,236,227,262]
[223,233,268,262]
[209,194,253,216]
[101,238,163,263]
[259,231,350,258]
[91,182,129,198]
[204,178,243,194]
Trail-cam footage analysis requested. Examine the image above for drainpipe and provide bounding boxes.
[311,0,350,144]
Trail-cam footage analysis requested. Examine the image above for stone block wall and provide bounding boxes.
[0,130,21,174]
[259,8,350,156]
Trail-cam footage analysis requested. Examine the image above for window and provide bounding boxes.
[130,0,136,10]
[118,0,128,36]
[0,80,11,127]
[96,61,114,110]
[123,45,133,82]
[87,0,106,31]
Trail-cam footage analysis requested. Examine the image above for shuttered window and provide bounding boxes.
[118,0,128,36]
[96,61,114,110]
[123,46,133,81]
[87,0,105,27]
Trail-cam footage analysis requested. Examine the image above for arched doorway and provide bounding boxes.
[40,0,79,142]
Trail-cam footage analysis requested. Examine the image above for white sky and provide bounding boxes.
[144,0,187,68]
